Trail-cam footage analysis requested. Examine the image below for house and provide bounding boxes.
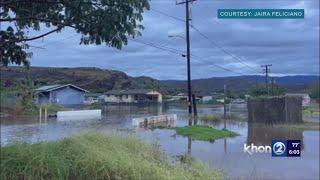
[104,89,162,103]
[211,92,224,99]
[169,93,187,101]
[35,84,88,105]
[232,98,246,104]
[194,93,213,103]
[285,93,311,107]
[84,93,103,104]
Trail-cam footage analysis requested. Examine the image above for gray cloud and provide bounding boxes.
[9,0,319,80]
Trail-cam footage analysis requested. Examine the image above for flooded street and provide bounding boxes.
[1,103,319,180]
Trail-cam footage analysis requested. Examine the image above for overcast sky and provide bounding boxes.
[16,0,320,80]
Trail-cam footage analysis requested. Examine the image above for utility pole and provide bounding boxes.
[261,64,272,96]
[177,0,196,116]
[271,77,275,96]
[223,84,227,129]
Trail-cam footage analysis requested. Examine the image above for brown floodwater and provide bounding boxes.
[1,103,319,180]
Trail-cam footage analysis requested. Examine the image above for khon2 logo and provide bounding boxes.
[272,140,287,157]
[244,140,301,157]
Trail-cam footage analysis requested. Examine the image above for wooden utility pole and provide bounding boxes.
[261,64,272,96]
[192,94,197,117]
[177,0,196,117]
[223,84,227,129]
[39,106,42,123]
[271,77,275,96]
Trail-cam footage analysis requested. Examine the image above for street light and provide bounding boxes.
[168,35,186,57]
[168,34,185,41]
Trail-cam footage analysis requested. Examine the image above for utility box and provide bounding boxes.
[247,96,302,124]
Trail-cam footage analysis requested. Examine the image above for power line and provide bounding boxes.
[129,38,245,75]
[190,25,260,73]
[149,8,260,74]
[150,7,185,22]
[128,38,185,56]
[192,54,246,75]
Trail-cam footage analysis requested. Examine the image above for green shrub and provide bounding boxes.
[176,125,238,141]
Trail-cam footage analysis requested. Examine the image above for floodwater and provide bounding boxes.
[1,103,319,180]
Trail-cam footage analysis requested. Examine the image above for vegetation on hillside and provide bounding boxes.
[0,133,221,180]
[0,67,179,94]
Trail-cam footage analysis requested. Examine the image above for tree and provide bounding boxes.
[249,85,267,97]
[249,84,285,97]
[145,80,160,91]
[272,84,285,96]
[310,85,320,99]
[0,0,150,67]
[226,89,236,99]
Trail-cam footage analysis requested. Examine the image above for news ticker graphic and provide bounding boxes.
[218,9,304,19]
[243,140,301,157]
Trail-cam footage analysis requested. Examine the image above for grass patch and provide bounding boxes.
[303,101,320,116]
[41,104,65,114]
[176,125,238,141]
[1,133,221,180]
[274,122,319,131]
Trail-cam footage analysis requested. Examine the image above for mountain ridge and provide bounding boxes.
[1,66,318,94]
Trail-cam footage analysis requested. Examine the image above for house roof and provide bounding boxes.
[35,84,89,93]
[105,89,159,95]
[85,93,103,97]
[36,85,61,91]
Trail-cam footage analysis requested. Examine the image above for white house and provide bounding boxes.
[104,89,162,103]
[169,93,187,101]
[285,93,311,107]
[201,96,213,102]
[84,93,103,104]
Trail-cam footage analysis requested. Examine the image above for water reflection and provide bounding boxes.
[247,122,304,149]
[1,103,319,180]
[187,137,192,155]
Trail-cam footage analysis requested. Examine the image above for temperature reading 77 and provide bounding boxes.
[292,143,300,147]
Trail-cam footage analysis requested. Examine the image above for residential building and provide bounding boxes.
[84,93,103,104]
[169,93,187,101]
[104,89,162,103]
[35,84,88,105]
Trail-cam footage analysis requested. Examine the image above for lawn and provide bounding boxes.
[274,122,320,131]
[176,125,239,141]
[1,133,221,180]
[303,101,320,117]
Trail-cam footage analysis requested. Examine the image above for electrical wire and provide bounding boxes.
[149,8,261,74]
